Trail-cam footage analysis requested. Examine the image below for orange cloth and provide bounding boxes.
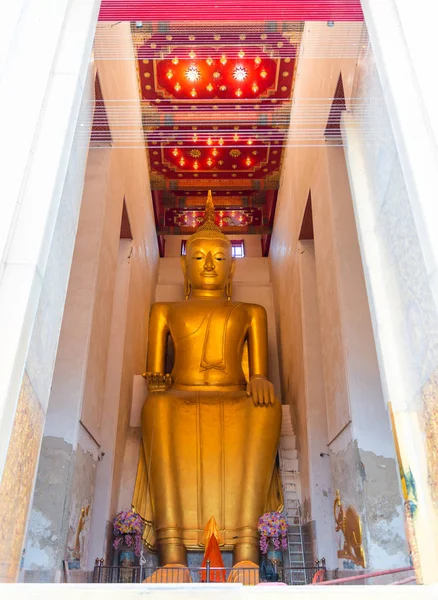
[201,518,226,583]
[143,564,191,584]
[227,560,260,586]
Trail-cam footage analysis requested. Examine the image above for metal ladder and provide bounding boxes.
[285,501,307,584]
[279,405,307,585]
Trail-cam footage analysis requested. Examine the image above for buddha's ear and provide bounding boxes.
[180,254,188,276]
[229,257,236,279]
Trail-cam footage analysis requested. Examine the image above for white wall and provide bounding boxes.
[164,235,263,258]
[342,29,438,579]
[22,23,160,578]
[0,1,100,581]
[270,22,408,570]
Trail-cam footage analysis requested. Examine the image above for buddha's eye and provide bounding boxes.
[215,257,226,261]
[194,256,203,260]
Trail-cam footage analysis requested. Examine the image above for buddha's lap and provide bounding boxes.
[141,389,281,453]
[142,389,281,421]
[137,389,283,532]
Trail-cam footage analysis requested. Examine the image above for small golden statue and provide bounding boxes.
[334,490,366,568]
[133,191,282,567]
[69,505,90,561]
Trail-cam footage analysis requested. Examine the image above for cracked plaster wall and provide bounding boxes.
[342,27,438,578]
[270,22,408,570]
[21,25,159,580]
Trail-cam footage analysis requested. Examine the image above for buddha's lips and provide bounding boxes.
[201,271,218,277]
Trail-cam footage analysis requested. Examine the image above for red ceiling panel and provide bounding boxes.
[136,28,295,188]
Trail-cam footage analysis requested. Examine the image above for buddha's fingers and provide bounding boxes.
[264,382,271,406]
[269,389,275,406]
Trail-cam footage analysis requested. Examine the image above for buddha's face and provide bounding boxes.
[183,238,234,292]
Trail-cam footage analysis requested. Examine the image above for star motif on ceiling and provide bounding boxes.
[189,149,201,158]
[233,65,248,82]
[185,65,201,82]
[229,149,241,158]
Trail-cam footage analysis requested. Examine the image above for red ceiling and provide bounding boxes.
[165,207,263,228]
[132,23,295,242]
[153,189,277,235]
[114,12,358,253]
[149,50,280,101]
[137,27,295,190]
[99,1,364,22]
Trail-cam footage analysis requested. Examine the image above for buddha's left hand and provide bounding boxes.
[247,375,276,407]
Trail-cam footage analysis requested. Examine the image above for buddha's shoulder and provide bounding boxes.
[150,301,190,314]
[238,302,267,317]
[149,302,175,316]
[150,301,266,316]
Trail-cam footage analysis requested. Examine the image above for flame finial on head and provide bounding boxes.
[203,190,215,224]
[186,190,231,248]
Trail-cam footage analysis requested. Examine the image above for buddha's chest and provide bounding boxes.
[168,302,249,343]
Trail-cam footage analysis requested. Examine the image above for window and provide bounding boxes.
[181,239,245,258]
[231,240,245,258]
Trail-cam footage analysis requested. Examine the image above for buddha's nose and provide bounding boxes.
[204,251,215,271]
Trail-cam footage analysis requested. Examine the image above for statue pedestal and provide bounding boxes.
[187,551,233,569]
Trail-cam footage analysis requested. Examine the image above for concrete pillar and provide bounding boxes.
[298,241,337,566]
[342,23,438,580]
[311,144,409,571]
[0,0,100,582]
[341,1,438,581]
[360,0,438,312]
[21,148,113,580]
[87,239,133,567]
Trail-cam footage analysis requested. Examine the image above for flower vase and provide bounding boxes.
[267,542,283,568]
[118,544,136,583]
[119,545,136,567]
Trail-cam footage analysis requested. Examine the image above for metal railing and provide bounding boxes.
[92,559,325,585]
[315,566,415,586]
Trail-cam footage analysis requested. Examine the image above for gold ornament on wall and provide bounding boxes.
[69,505,90,561]
[334,490,366,568]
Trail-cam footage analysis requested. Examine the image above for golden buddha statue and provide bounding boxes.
[133,191,282,567]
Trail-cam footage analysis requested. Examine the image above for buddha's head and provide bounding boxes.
[181,191,235,300]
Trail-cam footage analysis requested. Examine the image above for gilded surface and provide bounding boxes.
[133,192,282,566]
[0,372,44,582]
[421,375,438,506]
[68,505,90,561]
[334,490,366,568]
[388,403,422,583]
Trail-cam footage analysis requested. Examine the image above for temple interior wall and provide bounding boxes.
[5,14,430,583]
[164,235,263,258]
[0,0,101,582]
[269,22,408,569]
[21,24,160,579]
[343,31,438,576]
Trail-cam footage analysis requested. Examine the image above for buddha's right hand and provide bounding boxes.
[143,372,172,392]
[246,375,276,407]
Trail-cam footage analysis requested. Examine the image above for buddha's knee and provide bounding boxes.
[253,397,281,424]
[141,391,170,423]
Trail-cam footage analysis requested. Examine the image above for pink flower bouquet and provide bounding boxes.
[258,511,288,554]
[112,510,145,556]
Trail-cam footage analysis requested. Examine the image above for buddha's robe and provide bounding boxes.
[133,302,282,551]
